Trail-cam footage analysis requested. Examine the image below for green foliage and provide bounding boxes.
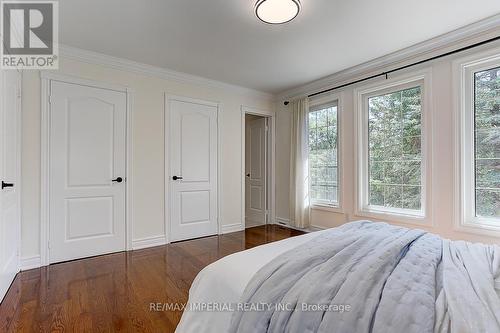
[474,67,500,218]
[306,67,500,216]
[309,106,338,203]
[368,86,422,210]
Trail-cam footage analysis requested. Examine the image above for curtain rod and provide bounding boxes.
[283,35,500,106]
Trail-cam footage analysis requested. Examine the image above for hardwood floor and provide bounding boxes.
[0,225,304,332]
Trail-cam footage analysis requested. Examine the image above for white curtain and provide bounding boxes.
[289,98,310,229]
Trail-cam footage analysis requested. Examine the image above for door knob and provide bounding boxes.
[112,177,123,183]
[246,173,250,177]
[1,181,14,189]
[172,176,183,180]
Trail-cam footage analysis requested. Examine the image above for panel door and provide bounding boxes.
[49,81,127,263]
[169,98,218,242]
[245,117,267,226]
[0,70,21,302]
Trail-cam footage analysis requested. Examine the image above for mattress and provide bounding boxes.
[175,229,329,333]
[176,223,500,333]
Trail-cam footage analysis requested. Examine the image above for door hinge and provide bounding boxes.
[47,241,51,250]
[48,95,53,104]
[17,88,21,98]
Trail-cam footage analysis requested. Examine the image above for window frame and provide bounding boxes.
[454,50,500,235]
[308,93,343,212]
[355,70,432,225]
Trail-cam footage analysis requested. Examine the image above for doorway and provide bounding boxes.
[244,113,272,228]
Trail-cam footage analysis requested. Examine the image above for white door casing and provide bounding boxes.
[0,70,21,302]
[48,81,127,263]
[245,117,267,226]
[168,97,218,242]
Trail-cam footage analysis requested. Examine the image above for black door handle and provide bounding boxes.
[172,176,183,180]
[1,181,14,189]
[246,173,250,177]
[112,177,123,183]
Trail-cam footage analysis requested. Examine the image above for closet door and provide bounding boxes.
[168,97,218,242]
[49,81,127,263]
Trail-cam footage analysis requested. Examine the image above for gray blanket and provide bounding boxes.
[229,221,500,333]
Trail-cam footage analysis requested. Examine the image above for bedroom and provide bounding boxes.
[0,0,499,332]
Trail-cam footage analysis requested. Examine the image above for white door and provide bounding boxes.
[0,70,21,302]
[169,98,218,242]
[245,117,267,227]
[49,81,127,263]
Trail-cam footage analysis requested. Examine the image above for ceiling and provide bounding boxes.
[60,0,500,94]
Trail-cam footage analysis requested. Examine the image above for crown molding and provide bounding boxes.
[278,14,500,101]
[58,45,275,101]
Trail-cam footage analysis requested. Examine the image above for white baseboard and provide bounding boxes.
[20,237,167,269]
[274,217,327,233]
[245,219,266,228]
[17,224,321,272]
[220,223,244,234]
[309,225,327,231]
[275,217,290,225]
[131,235,167,250]
[20,255,42,271]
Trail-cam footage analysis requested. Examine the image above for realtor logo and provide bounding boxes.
[1,0,58,69]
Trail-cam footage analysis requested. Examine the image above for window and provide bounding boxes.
[368,86,422,212]
[457,54,500,231]
[474,66,500,219]
[308,101,339,206]
[474,67,500,218]
[357,74,429,222]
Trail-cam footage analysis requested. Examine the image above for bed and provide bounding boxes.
[176,221,500,333]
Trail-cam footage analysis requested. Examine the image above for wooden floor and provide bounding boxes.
[0,225,304,332]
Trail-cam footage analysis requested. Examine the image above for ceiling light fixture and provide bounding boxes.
[255,0,301,24]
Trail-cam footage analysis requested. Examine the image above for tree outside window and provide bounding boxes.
[308,104,338,206]
[368,86,422,211]
[474,66,500,218]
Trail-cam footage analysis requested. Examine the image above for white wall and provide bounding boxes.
[21,56,274,259]
[275,42,500,245]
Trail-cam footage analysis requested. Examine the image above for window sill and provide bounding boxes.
[355,206,431,227]
[455,219,500,238]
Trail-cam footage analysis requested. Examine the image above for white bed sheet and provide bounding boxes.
[175,230,327,333]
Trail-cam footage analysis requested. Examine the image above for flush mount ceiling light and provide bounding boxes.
[255,0,301,24]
